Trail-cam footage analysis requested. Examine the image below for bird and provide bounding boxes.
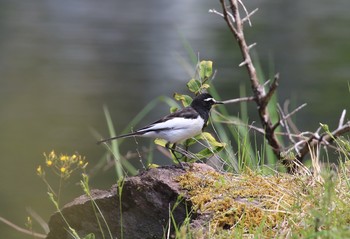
[97,93,223,167]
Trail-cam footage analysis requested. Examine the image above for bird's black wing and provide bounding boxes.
[138,106,199,132]
[97,107,200,144]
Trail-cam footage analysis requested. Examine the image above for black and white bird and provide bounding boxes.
[97,93,223,166]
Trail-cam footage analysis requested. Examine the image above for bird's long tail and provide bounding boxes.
[97,131,142,144]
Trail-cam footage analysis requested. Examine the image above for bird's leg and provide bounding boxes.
[165,142,184,168]
[184,139,190,162]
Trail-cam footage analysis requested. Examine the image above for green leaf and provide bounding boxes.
[186,79,211,94]
[194,132,226,159]
[154,138,167,147]
[185,133,207,147]
[187,78,201,93]
[173,93,193,107]
[195,148,213,159]
[83,233,96,239]
[185,132,226,148]
[194,145,224,159]
[199,60,213,80]
[201,132,226,147]
[201,83,210,90]
[184,133,225,160]
[170,106,178,113]
[185,137,198,147]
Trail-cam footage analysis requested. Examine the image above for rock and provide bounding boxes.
[46,164,215,239]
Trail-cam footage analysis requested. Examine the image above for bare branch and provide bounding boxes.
[237,0,253,26]
[222,96,255,104]
[296,110,350,165]
[213,112,265,135]
[242,8,259,24]
[283,103,307,123]
[226,11,237,23]
[272,117,281,133]
[217,1,350,173]
[274,103,307,131]
[284,100,302,134]
[339,109,346,128]
[208,9,225,18]
[248,42,257,50]
[218,0,285,170]
[277,104,286,128]
[263,73,279,107]
[0,216,46,238]
[263,79,270,87]
[330,120,350,138]
[219,0,238,36]
[273,103,307,143]
[239,60,248,67]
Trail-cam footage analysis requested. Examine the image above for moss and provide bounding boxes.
[178,163,350,238]
[177,166,320,238]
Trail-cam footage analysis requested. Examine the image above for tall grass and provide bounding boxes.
[99,96,180,178]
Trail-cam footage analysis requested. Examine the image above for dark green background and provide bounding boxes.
[0,0,349,238]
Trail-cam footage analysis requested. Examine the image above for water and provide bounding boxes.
[0,0,349,237]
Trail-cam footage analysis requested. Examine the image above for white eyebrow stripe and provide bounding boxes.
[204,98,215,102]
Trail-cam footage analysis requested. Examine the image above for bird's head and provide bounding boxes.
[191,93,224,111]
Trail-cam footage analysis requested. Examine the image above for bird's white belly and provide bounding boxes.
[156,124,203,143]
[141,116,205,143]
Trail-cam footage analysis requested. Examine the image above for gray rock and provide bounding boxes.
[46,164,214,239]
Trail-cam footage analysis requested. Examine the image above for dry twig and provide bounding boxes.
[0,216,46,238]
[215,0,350,173]
[296,111,350,163]
[217,0,290,170]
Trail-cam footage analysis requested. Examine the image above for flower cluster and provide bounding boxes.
[37,150,88,179]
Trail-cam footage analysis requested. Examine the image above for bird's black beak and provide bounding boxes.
[214,100,224,105]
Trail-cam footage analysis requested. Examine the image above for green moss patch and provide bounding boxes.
[177,164,350,238]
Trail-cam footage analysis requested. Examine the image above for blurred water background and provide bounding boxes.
[0,0,349,237]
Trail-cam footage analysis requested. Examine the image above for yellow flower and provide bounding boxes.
[60,155,68,161]
[46,160,53,166]
[49,150,56,158]
[36,165,42,175]
[72,154,77,160]
[60,167,66,173]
